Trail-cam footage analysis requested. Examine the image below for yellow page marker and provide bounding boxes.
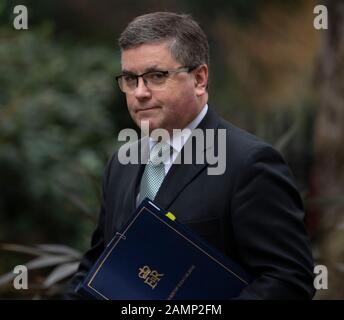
[165,212,176,221]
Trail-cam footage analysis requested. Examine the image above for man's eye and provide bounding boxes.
[147,72,167,80]
[123,75,136,82]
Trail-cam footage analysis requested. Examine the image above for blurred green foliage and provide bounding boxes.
[0,27,120,252]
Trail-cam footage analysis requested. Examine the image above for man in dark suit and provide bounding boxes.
[65,12,315,299]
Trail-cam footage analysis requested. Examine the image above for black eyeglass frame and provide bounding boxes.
[115,65,199,92]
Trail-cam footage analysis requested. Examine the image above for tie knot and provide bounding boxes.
[149,142,172,165]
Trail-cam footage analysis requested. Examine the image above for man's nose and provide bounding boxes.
[134,77,151,99]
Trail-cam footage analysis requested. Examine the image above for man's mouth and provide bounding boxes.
[136,106,160,112]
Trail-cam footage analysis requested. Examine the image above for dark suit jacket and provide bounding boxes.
[65,106,315,299]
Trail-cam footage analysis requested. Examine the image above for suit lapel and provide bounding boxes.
[154,107,221,209]
[125,136,150,213]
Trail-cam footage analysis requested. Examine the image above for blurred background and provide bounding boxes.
[0,0,343,299]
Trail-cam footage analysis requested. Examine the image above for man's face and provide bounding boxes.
[120,42,208,134]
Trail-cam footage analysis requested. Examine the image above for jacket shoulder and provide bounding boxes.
[218,117,277,161]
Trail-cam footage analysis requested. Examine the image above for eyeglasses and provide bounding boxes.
[115,66,198,94]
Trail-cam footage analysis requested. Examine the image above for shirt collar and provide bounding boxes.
[149,104,208,152]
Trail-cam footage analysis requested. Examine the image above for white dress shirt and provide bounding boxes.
[136,104,208,204]
[148,103,208,174]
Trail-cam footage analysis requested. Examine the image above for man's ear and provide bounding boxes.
[194,64,208,96]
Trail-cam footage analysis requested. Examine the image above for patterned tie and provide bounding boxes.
[138,142,172,204]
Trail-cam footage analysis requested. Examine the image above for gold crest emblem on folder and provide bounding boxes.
[138,266,164,289]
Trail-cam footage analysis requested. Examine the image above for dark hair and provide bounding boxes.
[118,12,209,68]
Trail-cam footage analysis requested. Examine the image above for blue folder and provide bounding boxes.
[77,198,253,300]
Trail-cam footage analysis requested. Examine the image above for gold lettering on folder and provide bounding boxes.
[138,266,164,289]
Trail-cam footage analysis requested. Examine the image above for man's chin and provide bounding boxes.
[137,118,156,129]
[137,119,169,135]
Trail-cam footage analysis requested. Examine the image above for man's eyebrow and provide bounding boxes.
[121,69,135,75]
[121,65,161,74]
[144,65,161,72]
